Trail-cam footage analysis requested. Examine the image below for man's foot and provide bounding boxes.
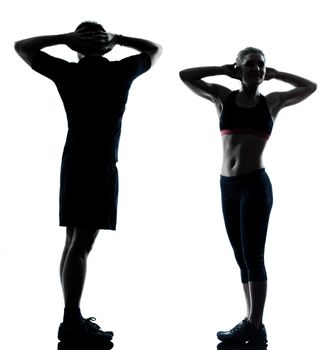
[58,317,114,343]
[217,319,267,344]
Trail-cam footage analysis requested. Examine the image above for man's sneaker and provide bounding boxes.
[217,319,267,344]
[58,317,113,343]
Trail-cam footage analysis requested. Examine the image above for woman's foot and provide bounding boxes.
[217,319,267,344]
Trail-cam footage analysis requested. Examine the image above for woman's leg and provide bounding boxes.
[242,283,250,319]
[241,177,273,327]
[248,281,267,327]
[220,180,251,319]
[217,172,271,344]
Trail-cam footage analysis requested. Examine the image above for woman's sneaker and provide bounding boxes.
[58,317,113,343]
[217,319,267,344]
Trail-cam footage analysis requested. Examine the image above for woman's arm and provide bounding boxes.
[14,31,105,66]
[110,34,162,66]
[265,69,317,117]
[179,64,238,105]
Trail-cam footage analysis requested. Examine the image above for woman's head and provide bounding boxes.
[236,47,266,86]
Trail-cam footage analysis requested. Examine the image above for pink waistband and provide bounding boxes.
[220,128,270,140]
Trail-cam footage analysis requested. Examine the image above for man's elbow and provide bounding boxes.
[14,40,35,66]
[14,40,29,57]
[179,70,189,82]
[14,40,22,54]
[151,43,162,56]
[310,82,317,93]
[148,45,162,66]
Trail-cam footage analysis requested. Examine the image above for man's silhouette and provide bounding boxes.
[15,21,161,344]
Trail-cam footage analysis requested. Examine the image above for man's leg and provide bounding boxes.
[58,227,113,342]
[60,227,74,285]
[61,227,99,310]
[60,227,99,326]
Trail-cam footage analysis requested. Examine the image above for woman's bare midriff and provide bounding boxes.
[221,134,268,177]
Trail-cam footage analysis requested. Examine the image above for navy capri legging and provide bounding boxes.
[220,168,273,283]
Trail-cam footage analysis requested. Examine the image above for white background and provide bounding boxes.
[1,0,319,349]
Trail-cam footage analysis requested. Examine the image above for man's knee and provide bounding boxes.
[71,227,99,255]
[65,227,74,247]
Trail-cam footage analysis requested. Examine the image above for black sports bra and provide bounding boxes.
[219,90,273,140]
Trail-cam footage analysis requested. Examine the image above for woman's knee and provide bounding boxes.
[244,253,267,281]
[232,251,249,283]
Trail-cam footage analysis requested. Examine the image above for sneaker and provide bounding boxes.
[217,319,267,344]
[58,317,113,343]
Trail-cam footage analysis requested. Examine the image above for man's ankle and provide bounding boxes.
[63,306,82,325]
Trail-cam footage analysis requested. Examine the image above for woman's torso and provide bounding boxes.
[219,90,274,176]
[221,133,267,176]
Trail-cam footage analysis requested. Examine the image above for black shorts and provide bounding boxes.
[59,156,118,230]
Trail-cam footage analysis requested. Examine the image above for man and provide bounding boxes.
[15,21,161,344]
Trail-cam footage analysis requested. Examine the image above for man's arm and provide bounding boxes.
[110,34,162,66]
[14,35,67,66]
[14,31,104,66]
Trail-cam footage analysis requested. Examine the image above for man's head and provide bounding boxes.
[75,21,108,59]
[76,21,106,34]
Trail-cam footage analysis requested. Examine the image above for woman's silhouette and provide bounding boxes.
[180,47,316,344]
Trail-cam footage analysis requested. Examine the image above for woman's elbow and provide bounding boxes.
[157,44,163,56]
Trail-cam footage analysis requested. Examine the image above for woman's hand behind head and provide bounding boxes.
[265,67,278,81]
[223,63,242,80]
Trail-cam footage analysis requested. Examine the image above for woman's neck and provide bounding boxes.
[239,84,260,99]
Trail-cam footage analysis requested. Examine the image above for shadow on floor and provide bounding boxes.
[58,340,113,350]
[217,342,268,350]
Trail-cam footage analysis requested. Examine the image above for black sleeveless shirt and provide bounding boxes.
[219,90,273,140]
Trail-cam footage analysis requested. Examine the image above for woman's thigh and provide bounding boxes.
[240,181,273,256]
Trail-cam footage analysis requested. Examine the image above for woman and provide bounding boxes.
[179,47,316,344]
